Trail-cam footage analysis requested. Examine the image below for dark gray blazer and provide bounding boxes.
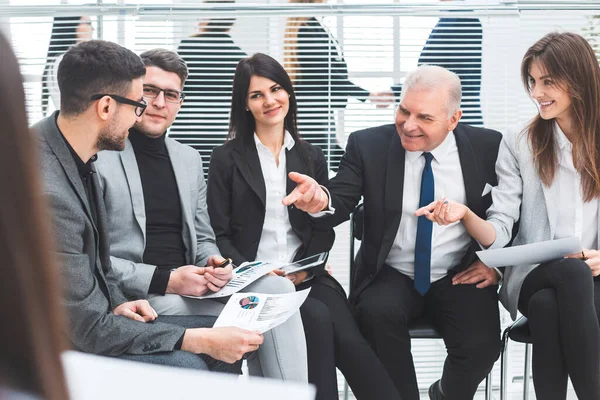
[35,112,185,356]
[95,137,219,299]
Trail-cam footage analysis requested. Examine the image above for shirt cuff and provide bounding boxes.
[493,267,503,283]
[174,332,185,350]
[308,186,335,218]
[149,268,172,295]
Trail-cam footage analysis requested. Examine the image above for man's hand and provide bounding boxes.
[285,270,309,286]
[204,255,234,292]
[369,90,394,108]
[113,300,158,322]
[282,172,328,213]
[182,327,264,363]
[566,249,600,277]
[452,260,499,289]
[166,265,210,297]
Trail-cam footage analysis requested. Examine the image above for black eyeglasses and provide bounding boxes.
[143,84,185,104]
[90,94,147,117]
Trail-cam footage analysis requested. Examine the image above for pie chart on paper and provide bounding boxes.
[239,295,260,310]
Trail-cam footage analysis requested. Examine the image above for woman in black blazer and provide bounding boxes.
[207,53,400,400]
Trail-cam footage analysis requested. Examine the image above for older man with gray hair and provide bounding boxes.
[283,65,503,399]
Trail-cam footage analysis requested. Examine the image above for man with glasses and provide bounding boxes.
[94,48,308,383]
[34,40,263,370]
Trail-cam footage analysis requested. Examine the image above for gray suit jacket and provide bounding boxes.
[488,124,600,319]
[35,113,185,355]
[95,135,219,299]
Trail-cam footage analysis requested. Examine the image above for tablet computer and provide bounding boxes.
[279,252,328,275]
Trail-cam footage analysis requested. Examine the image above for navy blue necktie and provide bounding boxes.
[414,152,434,295]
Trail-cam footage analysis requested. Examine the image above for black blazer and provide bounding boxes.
[207,136,335,277]
[312,123,502,303]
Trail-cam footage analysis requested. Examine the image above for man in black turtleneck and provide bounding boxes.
[96,49,308,382]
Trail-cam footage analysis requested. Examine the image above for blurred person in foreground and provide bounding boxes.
[0,32,69,400]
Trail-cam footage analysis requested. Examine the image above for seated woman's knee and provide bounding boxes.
[555,258,593,282]
[527,288,558,315]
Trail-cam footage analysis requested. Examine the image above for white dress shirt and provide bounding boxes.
[385,131,472,282]
[254,131,303,262]
[552,122,599,249]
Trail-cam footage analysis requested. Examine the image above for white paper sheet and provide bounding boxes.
[214,289,311,333]
[63,351,316,400]
[185,260,280,299]
[476,237,583,268]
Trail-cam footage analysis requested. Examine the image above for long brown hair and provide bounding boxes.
[521,32,600,201]
[0,33,69,399]
[284,0,326,83]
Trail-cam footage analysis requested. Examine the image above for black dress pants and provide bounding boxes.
[298,274,401,400]
[518,258,600,400]
[354,265,501,400]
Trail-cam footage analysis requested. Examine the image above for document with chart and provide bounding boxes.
[185,260,280,299]
[213,289,311,333]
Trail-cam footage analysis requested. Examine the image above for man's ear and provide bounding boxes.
[95,96,112,121]
[447,108,463,131]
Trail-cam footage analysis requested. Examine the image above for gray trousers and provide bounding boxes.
[117,315,241,374]
[148,275,308,382]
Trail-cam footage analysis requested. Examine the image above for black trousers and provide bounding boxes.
[518,258,600,400]
[354,265,501,400]
[298,274,401,400]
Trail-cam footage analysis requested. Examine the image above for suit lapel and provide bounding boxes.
[119,140,146,240]
[454,126,484,216]
[541,179,560,238]
[286,145,308,239]
[232,139,266,206]
[286,145,306,195]
[379,132,405,267]
[91,168,111,277]
[166,138,194,261]
[43,115,96,228]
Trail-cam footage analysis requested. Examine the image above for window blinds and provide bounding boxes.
[3,1,599,396]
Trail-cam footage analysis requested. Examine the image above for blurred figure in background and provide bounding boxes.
[392,1,483,126]
[285,0,392,172]
[170,0,246,177]
[41,16,93,115]
[0,32,70,400]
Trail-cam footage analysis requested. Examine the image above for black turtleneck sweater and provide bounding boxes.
[128,128,187,295]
